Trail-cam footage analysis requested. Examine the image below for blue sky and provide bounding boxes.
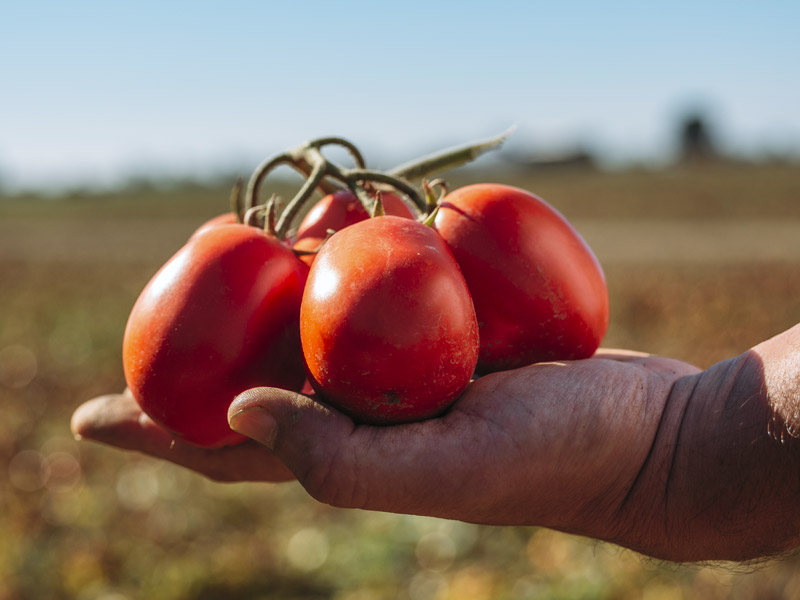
[2,0,799,190]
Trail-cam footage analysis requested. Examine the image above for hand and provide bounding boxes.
[71,350,697,554]
[71,324,800,562]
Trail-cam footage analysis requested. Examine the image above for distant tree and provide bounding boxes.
[678,113,717,162]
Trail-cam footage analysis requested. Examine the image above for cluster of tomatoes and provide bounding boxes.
[122,135,609,448]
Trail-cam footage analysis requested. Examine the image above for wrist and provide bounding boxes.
[618,340,800,562]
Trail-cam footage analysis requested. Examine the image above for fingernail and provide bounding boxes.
[229,406,278,450]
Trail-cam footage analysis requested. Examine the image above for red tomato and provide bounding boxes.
[293,190,415,264]
[292,235,324,268]
[191,213,238,239]
[123,224,309,447]
[301,216,478,424]
[434,183,608,373]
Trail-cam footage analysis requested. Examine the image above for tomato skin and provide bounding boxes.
[293,190,415,265]
[434,183,609,373]
[301,216,478,424]
[292,236,324,269]
[123,224,308,447]
[191,213,238,239]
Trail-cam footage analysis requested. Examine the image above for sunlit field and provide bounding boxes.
[2,161,800,599]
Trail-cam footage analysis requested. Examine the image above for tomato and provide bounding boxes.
[292,235,325,268]
[293,190,416,265]
[434,183,608,373]
[301,216,478,424]
[191,213,238,239]
[123,224,309,447]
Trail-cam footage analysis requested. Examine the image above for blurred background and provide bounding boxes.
[2,1,800,598]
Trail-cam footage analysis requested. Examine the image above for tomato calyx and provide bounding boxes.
[422,178,449,212]
[417,178,449,227]
[370,190,386,218]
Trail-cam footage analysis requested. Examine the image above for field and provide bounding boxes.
[2,161,800,599]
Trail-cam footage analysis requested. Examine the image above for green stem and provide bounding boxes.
[389,127,515,181]
[342,178,374,213]
[310,137,367,169]
[274,157,327,240]
[244,152,293,214]
[229,177,244,222]
[343,168,426,214]
[243,205,265,228]
[292,156,341,195]
[246,129,515,239]
[248,129,512,215]
[247,137,370,222]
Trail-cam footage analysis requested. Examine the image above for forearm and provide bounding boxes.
[621,324,800,561]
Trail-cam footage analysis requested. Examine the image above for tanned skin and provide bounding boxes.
[72,323,800,562]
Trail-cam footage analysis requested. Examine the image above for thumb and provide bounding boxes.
[227,387,466,517]
[228,387,365,507]
[228,387,354,451]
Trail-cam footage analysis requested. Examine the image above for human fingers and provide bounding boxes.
[71,391,295,483]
